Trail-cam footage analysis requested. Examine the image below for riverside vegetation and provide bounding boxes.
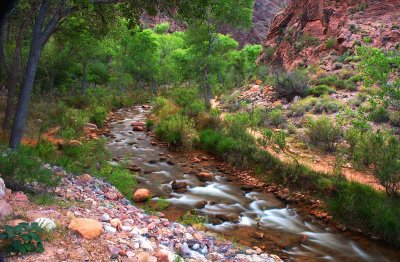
[0,0,399,259]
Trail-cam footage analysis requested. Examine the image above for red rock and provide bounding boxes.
[105,192,118,201]
[133,188,150,202]
[68,218,103,239]
[132,126,144,131]
[131,121,146,127]
[196,172,213,182]
[153,250,169,262]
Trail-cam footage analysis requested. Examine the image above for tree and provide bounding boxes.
[179,0,254,108]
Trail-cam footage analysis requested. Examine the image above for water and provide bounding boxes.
[105,106,399,262]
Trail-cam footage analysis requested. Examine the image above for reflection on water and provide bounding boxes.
[106,106,398,262]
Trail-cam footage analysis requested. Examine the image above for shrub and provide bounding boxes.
[325,38,336,49]
[0,222,44,255]
[306,116,342,152]
[369,107,390,123]
[272,130,287,150]
[155,114,197,149]
[294,34,321,52]
[146,119,154,130]
[312,96,342,114]
[93,163,136,197]
[0,146,58,187]
[290,97,318,116]
[274,70,309,101]
[153,97,179,120]
[389,111,400,126]
[169,87,205,117]
[305,85,335,97]
[266,108,285,127]
[312,75,354,90]
[89,106,107,128]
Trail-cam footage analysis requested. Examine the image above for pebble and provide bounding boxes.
[105,225,117,234]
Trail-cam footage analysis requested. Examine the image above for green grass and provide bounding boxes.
[93,163,136,198]
[178,211,207,226]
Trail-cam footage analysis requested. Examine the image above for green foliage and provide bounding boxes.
[155,197,171,211]
[311,74,354,90]
[389,111,400,126]
[369,106,389,123]
[178,211,207,226]
[146,119,154,130]
[306,116,342,152]
[305,85,335,97]
[154,22,170,34]
[155,114,197,150]
[0,223,44,255]
[325,38,336,49]
[93,163,136,198]
[0,146,58,186]
[349,24,357,33]
[272,130,287,150]
[274,70,309,101]
[89,106,107,128]
[294,34,321,52]
[169,87,206,117]
[265,108,285,127]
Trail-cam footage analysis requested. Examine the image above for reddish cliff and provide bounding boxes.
[259,0,400,69]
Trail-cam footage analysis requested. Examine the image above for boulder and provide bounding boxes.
[132,126,145,132]
[131,121,146,127]
[196,172,213,182]
[133,188,150,202]
[171,180,187,191]
[68,218,103,239]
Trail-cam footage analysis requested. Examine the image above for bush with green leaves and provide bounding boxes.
[0,222,44,255]
[369,106,390,123]
[306,116,342,152]
[389,111,400,126]
[93,163,136,197]
[155,114,197,150]
[274,70,309,101]
[0,146,58,187]
[89,106,107,128]
[265,108,285,127]
[305,85,335,97]
[325,38,336,49]
[169,87,206,117]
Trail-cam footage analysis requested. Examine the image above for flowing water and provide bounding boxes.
[106,106,399,262]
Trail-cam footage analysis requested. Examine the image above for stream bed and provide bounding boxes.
[105,106,399,262]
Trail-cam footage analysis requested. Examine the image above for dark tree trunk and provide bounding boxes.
[0,20,7,86]
[2,49,19,130]
[9,39,43,149]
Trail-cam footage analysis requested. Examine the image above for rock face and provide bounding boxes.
[259,0,400,69]
[68,218,103,239]
[221,0,287,45]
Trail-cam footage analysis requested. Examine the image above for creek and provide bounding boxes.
[106,106,399,262]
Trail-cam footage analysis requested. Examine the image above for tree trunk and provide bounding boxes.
[81,62,88,93]
[9,39,43,149]
[0,19,7,86]
[2,49,19,130]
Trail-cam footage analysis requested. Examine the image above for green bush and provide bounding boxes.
[0,146,58,187]
[266,108,285,127]
[169,87,206,117]
[89,106,107,128]
[93,163,136,197]
[305,85,335,97]
[312,96,342,114]
[274,70,309,101]
[325,38,336,49]
[155,114,197,150]
[306,116,342,152]
[290,97,318,116]
[389,111,400,126]
[369,107,390,123]
[0,222,45,255]
[146,119,154,130]
[312,75,354,90]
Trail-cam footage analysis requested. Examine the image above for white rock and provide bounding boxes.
[100,213,111,222]
[104,225,116,234]
[140,240,154,252]
[0,178,5,200]
[34,218,57,231]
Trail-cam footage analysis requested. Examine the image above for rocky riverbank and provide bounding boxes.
[2,165,281,262]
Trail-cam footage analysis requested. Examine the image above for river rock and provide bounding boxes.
[194,200,208,209]
[133,188,150,202]
[110,218,122,230]
[196,172,213,182]
[132,126,144,131]
[68,140,83,146]
[68,218,103,239]
[172,180,187,192]
[216,213,240,223]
